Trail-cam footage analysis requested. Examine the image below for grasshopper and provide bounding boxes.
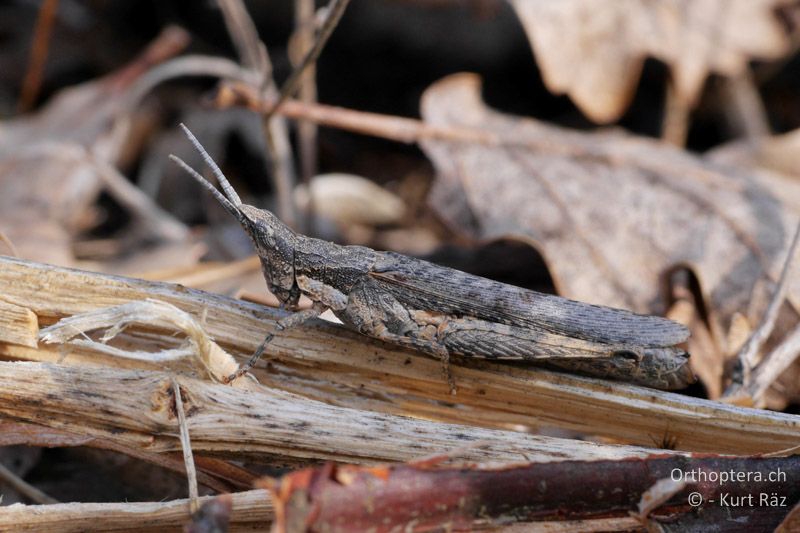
[170,124,694,392]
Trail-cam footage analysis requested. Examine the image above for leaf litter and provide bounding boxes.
[421,72,800,403]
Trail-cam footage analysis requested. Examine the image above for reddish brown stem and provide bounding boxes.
[264,456,800,532]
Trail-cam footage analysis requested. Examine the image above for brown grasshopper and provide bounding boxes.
[170,124,694,392]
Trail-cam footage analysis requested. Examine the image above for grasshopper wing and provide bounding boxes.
[369,252,688,348]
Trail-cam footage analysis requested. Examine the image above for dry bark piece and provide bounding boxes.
[0,299,38,347]
[264,456,800,532]
[420,73,800,399]
[509,0,792,122]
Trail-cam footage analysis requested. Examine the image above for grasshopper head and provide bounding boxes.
[170,124,299,306]
[239,204,298,304]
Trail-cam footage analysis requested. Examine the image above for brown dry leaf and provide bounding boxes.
[509,0,791,122]
[707,135,800,406]
[709,128,800,186]
[667,273,725,398]
[420,73,800,399]
[0,27,190,266]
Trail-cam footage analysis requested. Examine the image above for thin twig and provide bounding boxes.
[748,324,800,406]
[0,490,272,532]
[216,0,299,228]
[217,82,503,146]
[294,0,320,233]
[720,71,770,141]
[738,221,800,381]
[762,443,800,457]
[216,0,269,78]
[218,81,610,161]
[116,25,192,83]
[123,55,258,113]
[262,118,299,228]
[0,460,58,505]
[266,0,352,121]
[661,80,690,146]
[173,378,199,513]
[217,79,781,201]
[107,53,259,160]
[93,155,190,242]
[635,477,686,525]
[18,0,59,112]
[294,0,320,186]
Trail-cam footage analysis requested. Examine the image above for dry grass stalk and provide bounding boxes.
[0,489,272,533]
[172,378,200,512]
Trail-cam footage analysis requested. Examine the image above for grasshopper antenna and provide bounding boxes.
[170,125,247,224]
[168,154,246,224]
[176,123,242,206]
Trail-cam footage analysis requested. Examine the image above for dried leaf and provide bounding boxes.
[708,135,800,406]
[709,131,800,214]
[0,299,38,348]
[0,28,189,266]
[667,276,724,398]
[420,73,800,394]
[509,0,791,122]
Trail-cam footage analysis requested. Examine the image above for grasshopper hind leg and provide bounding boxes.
[337,280,457,394]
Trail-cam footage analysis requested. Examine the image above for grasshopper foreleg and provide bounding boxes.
[226,302,327,383]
